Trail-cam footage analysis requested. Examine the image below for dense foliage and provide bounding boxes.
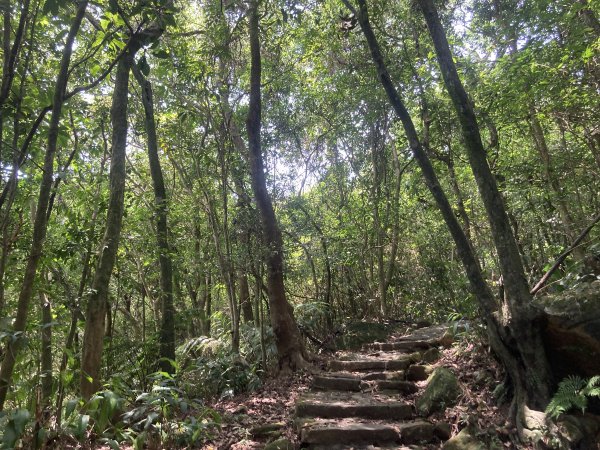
[0,0,598,446]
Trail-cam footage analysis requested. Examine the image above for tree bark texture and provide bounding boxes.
[417,0,552,419]
[39,288,53,413]
[81,46,134,400]
[246,0,307,370]
[132,66,176,373]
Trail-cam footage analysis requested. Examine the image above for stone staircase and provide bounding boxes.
[293,324,453,449]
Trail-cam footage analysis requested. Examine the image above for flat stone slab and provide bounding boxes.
[329,359,411,372]
[329,353,418,372]
[394,323,454,347]
[296,391,413,420]
[361,371,405,381]
[310,445,410,450]
[313,375,362,391]
[364,341,431,352]
[374,380,418,394]
[300,419,400,446]
[324,371,362,379]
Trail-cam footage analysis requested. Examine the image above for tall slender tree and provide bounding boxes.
[246,0,307,370]
[132,64,176,373]
[0,0,89,411]
[417,0,553,414]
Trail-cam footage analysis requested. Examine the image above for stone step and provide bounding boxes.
[309,446,410,450]
[296,391,413,420]
[364,340,431,352]
[313,375,418,394]
[406,364,434,381]
[309,446,409,450]
[312,375,362,391]
[329,353,417,372]
[397,420,436,444]
[373,380,418,394]
[361,371,405,381]
[300,419,400,446]
[393,323,455,348]
[298,418,437,447]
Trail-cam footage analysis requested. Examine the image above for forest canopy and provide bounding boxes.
[0,0,598,447]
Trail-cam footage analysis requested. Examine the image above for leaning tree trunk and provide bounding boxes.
[246,0,307,370]
[417,0,552,426]
[348,0,546,436]
[132,65,176,373]
[0,0,88,411]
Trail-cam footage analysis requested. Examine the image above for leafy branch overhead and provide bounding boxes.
[0,0,598,448]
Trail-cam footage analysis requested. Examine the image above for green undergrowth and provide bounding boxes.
[0,371,221,449]
[0,316,279,449]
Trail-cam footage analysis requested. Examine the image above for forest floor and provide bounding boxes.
[205,327,524,449]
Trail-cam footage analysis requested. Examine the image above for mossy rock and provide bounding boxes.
[442,426,492,450]
[416,367,461,416]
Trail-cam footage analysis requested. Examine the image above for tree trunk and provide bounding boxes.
[370,123,388,318]
[39,287,52,416]
[81,46,134,399]
[0,0,30,164]
[0,1,88,411]
[205,272,212,335]
[132,65,176,373]
[349,0,548,437]
[297,205,333,328]
[239,272,254,323]
[56,146,106,426]
[246,0,307,370]
[418,0,552,422]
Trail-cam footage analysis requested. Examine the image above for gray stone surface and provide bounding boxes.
[263,438,295,450]
[416,368,461,416]
[300,419,400,445]
[361,371,405,381]
[296,391,413,420]
[406,365,435,381]
[313,375,362,392]
[365,341,431,352]
[534,283,600,378]
[374,380,418,394]
[330,356,413,372]
[398,420,436,444]
[434,422,452,440]
[442,426,491,450]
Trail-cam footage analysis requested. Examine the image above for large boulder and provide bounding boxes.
[533,283,600,379]
[553,413,600,450]
[416,367,461,416]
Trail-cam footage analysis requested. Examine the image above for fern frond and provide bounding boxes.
[546,375,599,418]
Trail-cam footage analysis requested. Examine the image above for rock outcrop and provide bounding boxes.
[416,367,461,416]
[534,283,600,379]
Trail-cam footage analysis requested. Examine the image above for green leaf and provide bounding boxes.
[65,399,79,420]
[42,0,64,16]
